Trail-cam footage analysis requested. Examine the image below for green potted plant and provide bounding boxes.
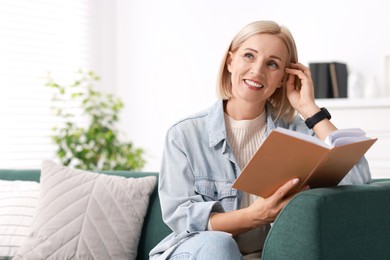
[46,70,145,171]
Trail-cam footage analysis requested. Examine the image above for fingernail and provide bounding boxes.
[292,178,299,184]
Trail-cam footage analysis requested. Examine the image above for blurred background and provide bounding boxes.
[1,0,389,177]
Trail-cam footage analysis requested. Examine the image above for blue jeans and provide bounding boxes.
[167,231,242,260]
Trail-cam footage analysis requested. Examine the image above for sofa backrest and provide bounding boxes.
[262,180,390,260]
[0,169,41,181]
[0,169,171,260]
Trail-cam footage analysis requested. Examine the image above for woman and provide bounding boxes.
[150,20,371,259]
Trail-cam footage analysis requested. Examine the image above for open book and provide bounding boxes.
[232,127,377,198]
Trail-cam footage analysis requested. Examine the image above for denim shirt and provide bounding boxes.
[150,100,371,258]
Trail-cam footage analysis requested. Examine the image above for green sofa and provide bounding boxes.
[262,179,390,260]
[1,169,390,260]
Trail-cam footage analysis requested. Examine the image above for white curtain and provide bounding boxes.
[0,0,96,168]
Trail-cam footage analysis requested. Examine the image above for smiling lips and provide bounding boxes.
[244,79,263,90]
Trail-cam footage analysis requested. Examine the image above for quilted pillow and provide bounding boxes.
[14,160,157,260]
[0,180,40,257]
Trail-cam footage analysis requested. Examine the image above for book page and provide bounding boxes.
[325,128,370,146]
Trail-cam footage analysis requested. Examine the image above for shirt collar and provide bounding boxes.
[207,100,277,147]
[265,102,277,136]
[207,100,227,147]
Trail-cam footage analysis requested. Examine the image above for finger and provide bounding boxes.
[285,67,312,93]
[285,71,295,84]
[278,185,310,212]
[286,62,311,77]
[271,178,300,200]
[283,185,310,203]
[289,63,311,74]
[285,73,295,92]
[277,196,293,211]
[285,67,306,80]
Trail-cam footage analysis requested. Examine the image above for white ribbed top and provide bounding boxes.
[224,111,268,256]
[224,113,266,170]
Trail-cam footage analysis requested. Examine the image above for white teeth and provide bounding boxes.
[245,79,263,88]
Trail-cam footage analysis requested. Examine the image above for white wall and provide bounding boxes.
[104,0,390,172]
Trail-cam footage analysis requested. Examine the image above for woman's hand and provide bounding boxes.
[245,178,304,227]
[285,63,320,120]
[209,178,306,236]
[285,62,338,140]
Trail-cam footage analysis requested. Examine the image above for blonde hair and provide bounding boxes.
[216,20,299,122]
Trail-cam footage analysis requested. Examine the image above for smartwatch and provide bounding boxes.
[305,107,331,129]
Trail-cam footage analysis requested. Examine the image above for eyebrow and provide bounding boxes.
[244,48,283,61]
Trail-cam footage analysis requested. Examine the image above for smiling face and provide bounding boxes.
[226,33,289,116]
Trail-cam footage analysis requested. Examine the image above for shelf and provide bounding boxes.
[316,98,390,109]
[314,97,390,179]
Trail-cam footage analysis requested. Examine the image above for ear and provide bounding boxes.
[278,74,287,88]
[226,51,233,72]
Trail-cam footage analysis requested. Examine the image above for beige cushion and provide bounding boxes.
[14,160,157,260]
[0,180,40,256]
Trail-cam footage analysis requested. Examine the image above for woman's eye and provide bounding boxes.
[243,53,254,59]
[267,61,279,68]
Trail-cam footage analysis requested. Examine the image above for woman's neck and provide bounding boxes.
[224,99,266,120]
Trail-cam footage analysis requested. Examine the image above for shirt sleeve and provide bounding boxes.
[158,126,224,234]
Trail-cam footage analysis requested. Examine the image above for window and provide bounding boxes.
[0,0,96,168]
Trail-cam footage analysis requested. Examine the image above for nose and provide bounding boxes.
[250,61,264,77]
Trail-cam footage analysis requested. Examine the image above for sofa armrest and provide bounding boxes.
[262,181,390,260]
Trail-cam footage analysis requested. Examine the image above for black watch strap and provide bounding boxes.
[305,107,331,129]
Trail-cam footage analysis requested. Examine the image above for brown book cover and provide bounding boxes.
[232,128,377,198]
